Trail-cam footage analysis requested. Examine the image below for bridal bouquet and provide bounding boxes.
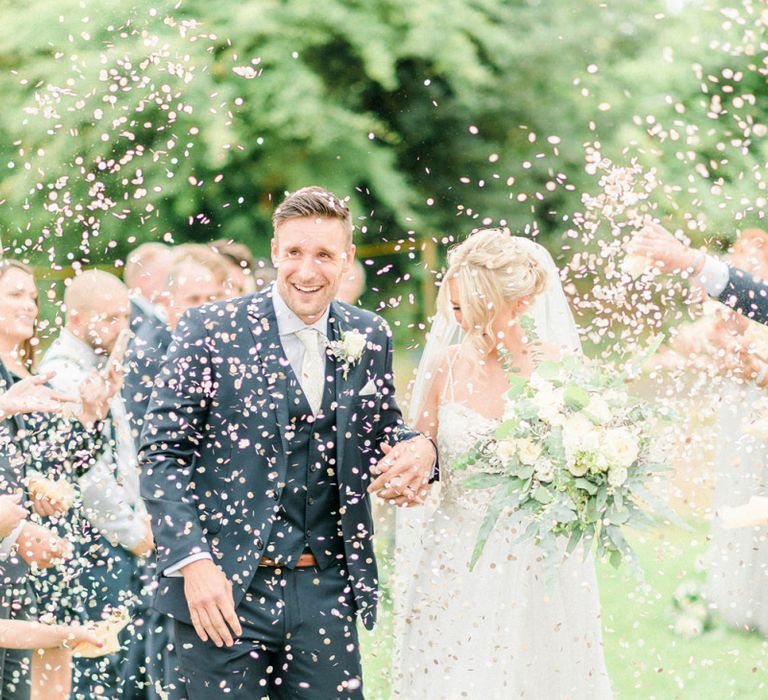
[455,339,677,571]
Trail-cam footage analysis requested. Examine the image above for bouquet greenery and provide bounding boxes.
[455,337,678,571]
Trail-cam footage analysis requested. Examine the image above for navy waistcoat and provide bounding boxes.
[263,352,344,569]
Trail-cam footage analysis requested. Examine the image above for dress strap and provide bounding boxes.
[440,348,458,403]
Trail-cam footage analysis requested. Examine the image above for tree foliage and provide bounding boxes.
[0,0,765,331]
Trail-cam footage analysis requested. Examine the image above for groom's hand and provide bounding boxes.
[368,437,436,506]
[181,559,242,647]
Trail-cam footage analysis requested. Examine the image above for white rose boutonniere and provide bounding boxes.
[328,329,367,378]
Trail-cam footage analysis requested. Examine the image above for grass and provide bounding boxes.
[359,520,768,699]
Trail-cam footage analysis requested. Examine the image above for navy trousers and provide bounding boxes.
[174,564,364,699]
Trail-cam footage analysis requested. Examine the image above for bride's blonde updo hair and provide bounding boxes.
[440,228,548,352]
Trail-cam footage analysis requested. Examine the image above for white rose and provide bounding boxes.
[607,466,628,487]
[342,330,367,359]
[564,413,600,457]
[531,386,565,424]
[502,401,518,422]
[568,459,589,478]
[516,438,542,466]
[673,614,704,639]
[495,439,517,462]
[604,388,629,408]
[585,396,612,424]
[563,413,591,451]
[529,373,557,391]
[603,427,639,467]
[535,460,555,483]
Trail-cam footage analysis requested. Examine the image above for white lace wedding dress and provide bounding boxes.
[394,400,613,700]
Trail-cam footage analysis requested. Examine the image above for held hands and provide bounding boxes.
[181,558,242,647]
[15,521,73,569]
[0,492,27,538]
[367,436,436,507]
[0,372,76,419]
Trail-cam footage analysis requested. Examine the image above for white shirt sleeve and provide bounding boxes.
[78,454,146,552]
[42,357,146,553]
[164,551,213,577]
[0,520,26,557]
[696,255,730,297]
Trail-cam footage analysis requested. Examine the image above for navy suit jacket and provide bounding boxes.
[123,319,173,445]
[139,289,418,629]
[718,266,768,325]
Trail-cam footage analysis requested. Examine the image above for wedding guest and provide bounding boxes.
[704,232,768,634]
[0,260,99,700]
[210,239,257,297]
[0,620,99,650]
[629,222,768,325]
[0,617,100,700]
[124,244,229,441]
[640,230,768,634]
[122,244,227,700]
[38,270,152,699]
[338,259,366,305]
[123,242,173,335]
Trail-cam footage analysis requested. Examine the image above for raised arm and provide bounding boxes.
[718,266,768,326]
[629,223,768,325]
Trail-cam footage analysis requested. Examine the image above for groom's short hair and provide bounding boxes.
[272,186,354,246]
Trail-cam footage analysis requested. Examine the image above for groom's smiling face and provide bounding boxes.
[272,216,355,323]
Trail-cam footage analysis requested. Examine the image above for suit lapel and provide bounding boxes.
[329,301,363,479]
[246,291,292,474]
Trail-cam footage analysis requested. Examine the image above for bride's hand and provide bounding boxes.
[368,438,436,506]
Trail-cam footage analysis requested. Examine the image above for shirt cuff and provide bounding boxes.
[0,521,27,557]
[164,552,213,578]
[696,255,730,297]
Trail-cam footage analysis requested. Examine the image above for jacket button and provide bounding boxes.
[255,538,263,550]
[310,463,321,472]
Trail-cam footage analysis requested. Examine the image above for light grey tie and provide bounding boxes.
[295,328,325,414]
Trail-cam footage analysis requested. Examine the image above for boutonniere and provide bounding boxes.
[327,329,367,378]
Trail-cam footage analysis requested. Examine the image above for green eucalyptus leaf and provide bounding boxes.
[463,473,508,490]
[533,485,553,504]
[574,478,598,495]
[564,384,590,410]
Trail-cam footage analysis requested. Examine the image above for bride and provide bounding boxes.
[394,228,612,699]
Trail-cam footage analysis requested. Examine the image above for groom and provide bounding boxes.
[139,186,436,698]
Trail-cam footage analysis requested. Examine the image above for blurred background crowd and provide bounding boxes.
[0,239,365,699]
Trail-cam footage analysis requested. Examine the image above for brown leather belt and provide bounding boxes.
[259,553,317,568]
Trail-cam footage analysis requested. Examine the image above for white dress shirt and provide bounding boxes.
[164,287,330,576]
[38,329,147,552]
[132,294,167,324]
[696,255,731,297]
